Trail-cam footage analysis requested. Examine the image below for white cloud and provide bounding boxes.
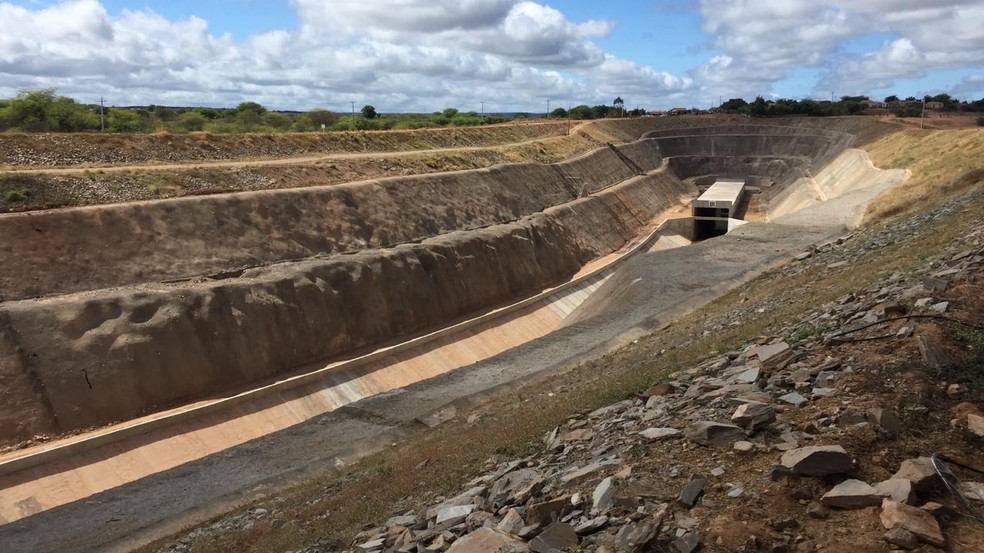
[950,74,984,98]
[0,0,979,112]
[690,0,984,102]
[0,0,690,111]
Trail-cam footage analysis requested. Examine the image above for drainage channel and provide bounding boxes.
[0,205,696,525]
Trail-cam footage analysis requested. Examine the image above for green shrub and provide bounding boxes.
[2,189,28,204]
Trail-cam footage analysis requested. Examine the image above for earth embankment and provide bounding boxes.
[0,146,688,445]
[0,118,898,448]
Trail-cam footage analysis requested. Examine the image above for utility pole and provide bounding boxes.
[567,103,571,135]
[546,99,550,119]
[350,101,355,115]
[921,98,926,129]
[99,97,105,132]
[481,101,485,117]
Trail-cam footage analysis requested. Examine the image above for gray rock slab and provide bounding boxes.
[672,532,701,553]
[678,477,706,508]
[560,459,621,486]
[779,391,808,407]
[874,479,916,505]
[883,526,920,550]
[447,528,530,553]
[574,515,608,535]
[880,499,945,547]
[615,520,661,553]
[436,504,476,525]
[490,468,544,508]
[638,427,682,440]
[821,479,882,509]
[684,421,746,447]
[529,522,578,553]
[731,402,776,431]
[592,477,617,513]
[780,445,853,476]
[755,342,794,371]
[892,457,942,493]
[867,408,903,437]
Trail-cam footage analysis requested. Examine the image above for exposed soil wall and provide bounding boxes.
[0,168,688,443]
[0,123,573,167]
[0,146,659,301]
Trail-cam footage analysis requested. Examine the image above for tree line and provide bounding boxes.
[4,89,982,133]
[718,94,984,119]
[0,90,520,134]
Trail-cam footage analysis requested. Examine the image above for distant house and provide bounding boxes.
[669,107,690,116]
[925,101,944,110]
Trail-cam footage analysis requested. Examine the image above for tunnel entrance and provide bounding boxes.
[692,178,746,240]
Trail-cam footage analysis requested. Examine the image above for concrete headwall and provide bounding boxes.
[667,156,805,184]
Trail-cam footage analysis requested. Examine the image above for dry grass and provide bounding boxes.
[138,180,984,553]
[864,128,984,222]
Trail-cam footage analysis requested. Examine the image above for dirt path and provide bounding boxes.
[0,121,597,176]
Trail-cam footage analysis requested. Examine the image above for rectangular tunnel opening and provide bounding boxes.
[691,178,745,241]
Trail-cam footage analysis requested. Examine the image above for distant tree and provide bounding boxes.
[194,107,221,119]
[107,109,147,132]
[550,107,568,118]
[628,108,647,117]
[613,96,624,116]
[569,105,593,119]
[720,98,748,112]
[590,104,611,118]
[175,111,207,132]
[0,88,100,132]
[263,112,292,130]
[305,108,340,130]
[442,108,459,118]
[904,96,917,102]
[748,96,769,117]
[843,101,865,115]
[798,99,821,116]
[361,105,378,119]
[884,95,900,103]
[236,101,267,115]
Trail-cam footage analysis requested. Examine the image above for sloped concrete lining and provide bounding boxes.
[768,149,909,224]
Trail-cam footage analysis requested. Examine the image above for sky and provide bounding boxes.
[1,0,982,113]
